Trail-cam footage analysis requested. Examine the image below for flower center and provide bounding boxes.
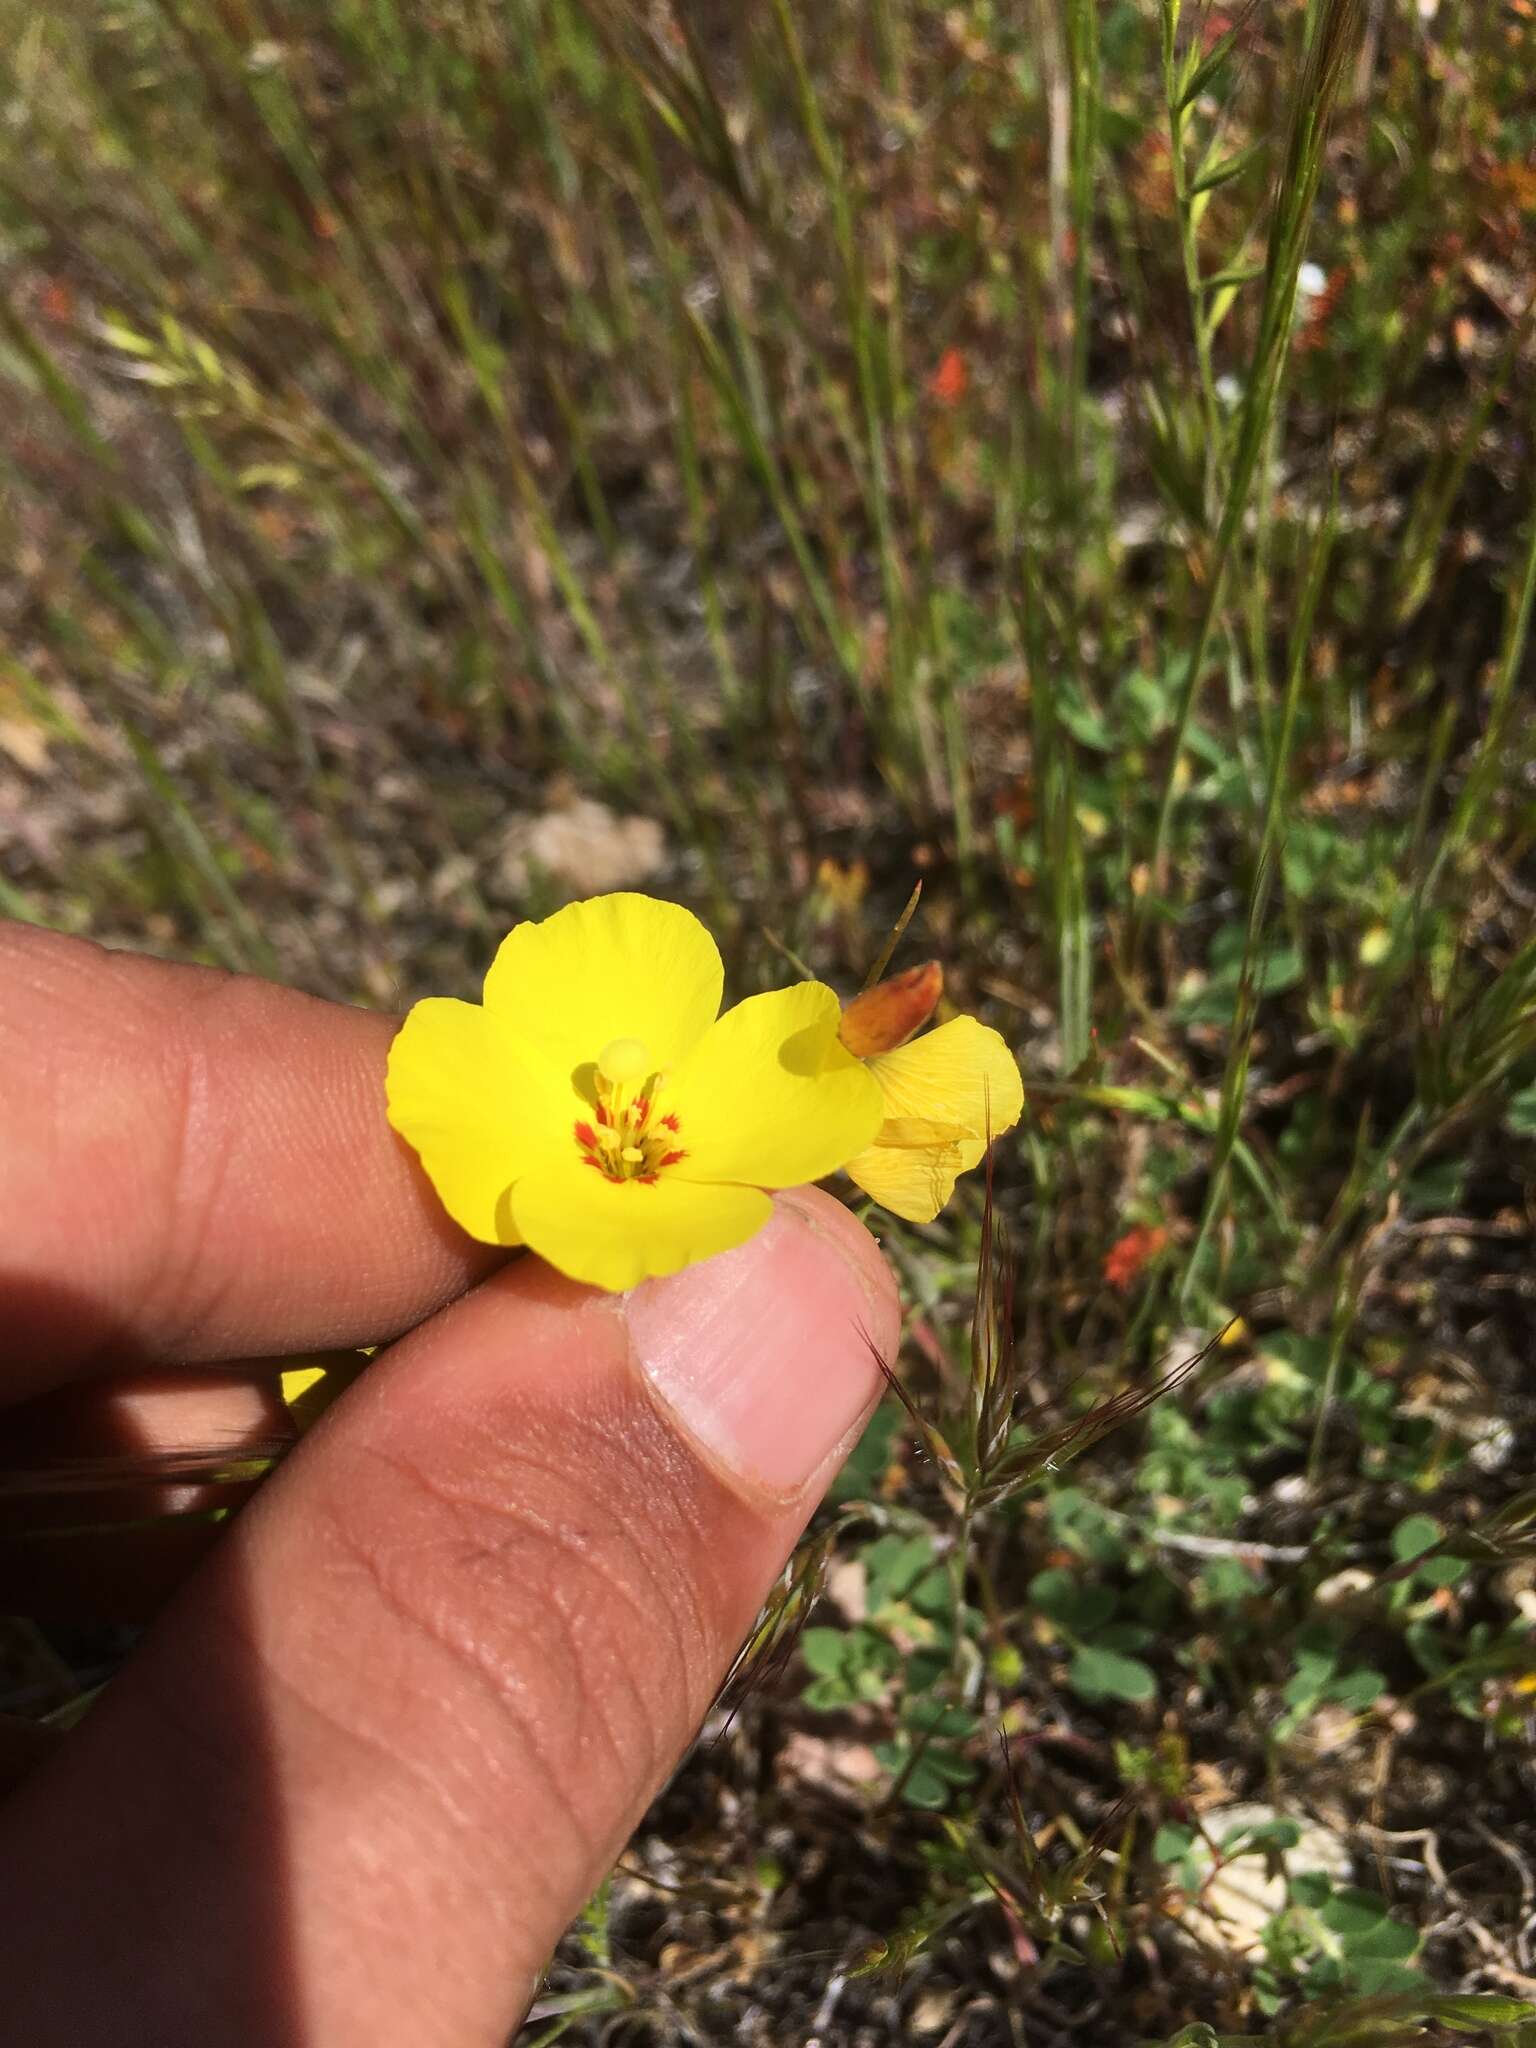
[574,1039,688,1185]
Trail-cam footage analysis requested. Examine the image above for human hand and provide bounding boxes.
[0,923,898,2045]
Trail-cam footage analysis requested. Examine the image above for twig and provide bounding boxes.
[1139,1528,1316,1564]
[1100,1505,1329,1564]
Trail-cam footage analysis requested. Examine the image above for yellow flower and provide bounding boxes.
[837,964,1023,1224]
[385,892,885,1292]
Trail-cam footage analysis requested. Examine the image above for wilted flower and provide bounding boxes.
[838,962,1023,1223]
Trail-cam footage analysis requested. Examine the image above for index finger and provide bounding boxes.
[0,922,500,1400]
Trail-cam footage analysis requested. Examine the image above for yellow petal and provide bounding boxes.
[845,1015,1023,1223]
[481,893,723,1077]
[280,1365,326,1404]
[669,981,885,1188]
[866,1015,1023,1137]
[510,1160,771,1290]
[386,997,567,1244]
[873,1116,973,1147]
[844,1134,971,1223]
[281,1353,371,1432]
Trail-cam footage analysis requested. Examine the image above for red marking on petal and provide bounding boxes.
[660,1112,680,1132]
[638,1173,658,1185]
[580,1156,604,1172]
[632,1096,650,1122]
[658,1149,686,1167]
[595,1103,611,1126]
[573,1121,598,1150]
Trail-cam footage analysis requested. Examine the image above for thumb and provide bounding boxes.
[0,1187,898,2047]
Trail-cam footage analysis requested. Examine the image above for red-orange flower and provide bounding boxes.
[1103,1224,1168,1293]
[928,347,968,406]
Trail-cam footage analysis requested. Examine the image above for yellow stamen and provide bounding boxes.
[620,1145,644,1164]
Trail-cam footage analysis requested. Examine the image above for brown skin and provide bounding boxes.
[0,925,899,2046]
[0,925,501,1389]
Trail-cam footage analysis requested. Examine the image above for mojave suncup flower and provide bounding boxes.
[386,892,1022,1290]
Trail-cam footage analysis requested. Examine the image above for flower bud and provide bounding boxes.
[837,962,943,1058]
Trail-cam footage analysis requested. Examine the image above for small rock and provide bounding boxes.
[1470,1415,1515,1473]
[1314,1567,1374,1610]
[492,797,667,900]
[431,853,477,905]
[824,1558,868,1625]
[0,717,49,775]
[776,1730,884,1797]
[1178,1802,1351,1955]
[909,1988,957,2035]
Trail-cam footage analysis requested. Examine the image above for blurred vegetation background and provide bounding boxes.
[4,0,1536,2040]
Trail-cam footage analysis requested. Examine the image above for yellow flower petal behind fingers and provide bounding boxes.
[482,892,723,1075]
[671,982,885,1188]
[510,1162,772,1293]
[386,997,563,1243]
[844,1132,971,1226]
[845,1014,1023,1223]
[861,1015,1024,1131]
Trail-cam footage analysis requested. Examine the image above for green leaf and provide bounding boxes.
[1153,1823,1196,1863]
[1178,940,1304,1024]
[799,1627,850,1677]
[849,1926,932,1977]
[1328,1666,1387,1713]
[1098,1620,1157,1656]
[1424,1993,1536,2025]
[876,1743,976,1810]
[1196,1556,1262,1609]
[1390,1514,1442,1564]
[904,1697,978,1739]
[1346,1918,1421,1963]
[1176,25,1240,110]
[864,1533,937,1613]
[1070,1645,1158,1703]
[800,1625,896,1707]
[1346,1958,1427,1998]
[1029,1567,1111,1631]
[801,1677,849,1711]
[1320,1888,1420,1961]
[1418,1554,1467,1589]
[927,1747,980,1786]
[1201,262,1268,292]
[897,1769,947,1812]
[98,312,159,358]
[1506,1082,1536,1136]
[1048,1486,1127,1566]
[1222,1817,1301,1855]
[1191,138,1267,196]
[1406,1618,1452,1680]
[1056,694,1115,751]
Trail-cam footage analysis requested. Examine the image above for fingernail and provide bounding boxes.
[622,1189,900,1502]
